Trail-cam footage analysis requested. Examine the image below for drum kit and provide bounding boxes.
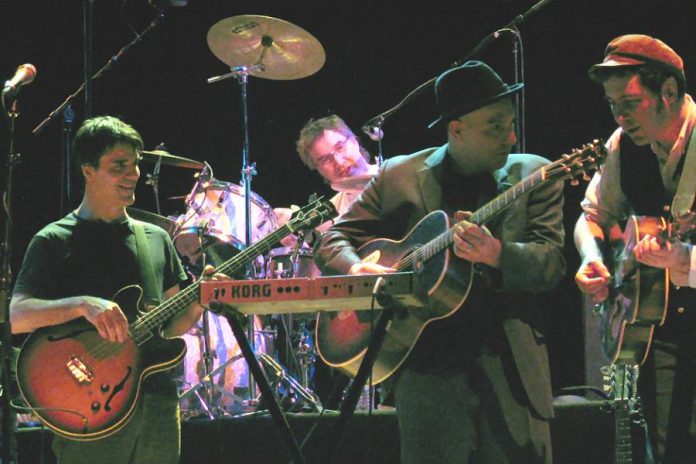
[129,15,329,419]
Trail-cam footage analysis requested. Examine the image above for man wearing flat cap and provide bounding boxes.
[314,60,565,463]
[575,34,696,462]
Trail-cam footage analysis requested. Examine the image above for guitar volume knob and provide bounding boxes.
[91,401,101,412]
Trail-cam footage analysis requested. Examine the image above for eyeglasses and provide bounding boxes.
[314,135,353,168]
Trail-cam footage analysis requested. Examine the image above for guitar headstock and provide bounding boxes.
[288,195,338,231]
[545,139,607,185]
[601,363,638,402]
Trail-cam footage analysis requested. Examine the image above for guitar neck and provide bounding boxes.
[602,363,638,464]
[470,168,546,225]
[614,404,633,464]
[395,168,547,272]
[129,198,336,341]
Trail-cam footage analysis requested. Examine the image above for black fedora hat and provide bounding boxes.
[428,60,524,129]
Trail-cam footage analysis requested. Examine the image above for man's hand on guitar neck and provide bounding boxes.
[452,211,502,268]
[634,235,692,286]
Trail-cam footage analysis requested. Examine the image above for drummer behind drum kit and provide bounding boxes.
[128,15,339,419]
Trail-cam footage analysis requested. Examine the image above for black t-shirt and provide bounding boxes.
[13,212,188,394]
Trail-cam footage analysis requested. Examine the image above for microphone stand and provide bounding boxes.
[361,0,552,153]
[0,95,22,464]
[34,8,167,135]
[60,106,75,216]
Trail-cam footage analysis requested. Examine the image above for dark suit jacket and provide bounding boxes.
[314,145,566,419]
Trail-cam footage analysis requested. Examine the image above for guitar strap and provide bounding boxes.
[671,127,696,218]
[133,221,160,309]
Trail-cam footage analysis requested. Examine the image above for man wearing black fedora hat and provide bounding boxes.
[314,60,565,463]
[575,34,696,462]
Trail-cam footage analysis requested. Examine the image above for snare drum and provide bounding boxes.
[173,176,276,273]
[265,246,320,279]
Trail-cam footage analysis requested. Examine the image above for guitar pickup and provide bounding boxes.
[67,355,94,384]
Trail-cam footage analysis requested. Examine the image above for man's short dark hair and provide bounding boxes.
[73,115,144,170]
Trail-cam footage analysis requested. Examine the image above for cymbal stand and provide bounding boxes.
[145,154,163,215]
[144,143,170,216]
[198,309,217,416]
[208,63,265,408]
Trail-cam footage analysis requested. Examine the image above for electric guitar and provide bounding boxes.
[600,212,695,365]
[316,141,607,384]
[15,197,336,441]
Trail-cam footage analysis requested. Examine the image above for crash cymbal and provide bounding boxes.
[127,207,177,236]
[207,15,325,80]
[141,150,206,170]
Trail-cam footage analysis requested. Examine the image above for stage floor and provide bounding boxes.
[13,398,620,464]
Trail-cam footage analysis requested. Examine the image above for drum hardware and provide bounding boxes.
[140,148,206,170]
[178,310,269,419]
[171,164,276,278]
[142,142,169,215]
[257,352,322,412]
[206,13,324,412]
[264,243,322,411]
[206,15,326,81]
[178,348,250,419]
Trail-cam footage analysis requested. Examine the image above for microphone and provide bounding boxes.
[3,64,37,96]
[361,124,384,142]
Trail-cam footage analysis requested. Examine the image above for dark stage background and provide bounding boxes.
[1,0,693,393]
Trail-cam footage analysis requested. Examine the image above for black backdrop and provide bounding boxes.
[1,0,693,392]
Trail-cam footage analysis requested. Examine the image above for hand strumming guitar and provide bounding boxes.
[575,258,611,303]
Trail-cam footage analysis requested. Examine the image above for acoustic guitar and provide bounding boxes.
[316,141,607,384]
[599,213,695,365]
[601,363,641,464]
[15,197,337,441]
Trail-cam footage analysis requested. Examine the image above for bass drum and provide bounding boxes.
[173,176,276,276]
[177,311,267,419]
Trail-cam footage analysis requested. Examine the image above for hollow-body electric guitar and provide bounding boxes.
[15,197,336,441]
[316,141,607,384]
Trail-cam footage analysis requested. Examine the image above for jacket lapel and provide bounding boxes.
[416,145,448,213]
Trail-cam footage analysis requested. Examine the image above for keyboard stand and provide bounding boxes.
[214,304,307,464]
[322,281,403,464]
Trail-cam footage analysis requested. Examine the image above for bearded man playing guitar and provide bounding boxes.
[574,35,696,463]
[314,61,566,464]
[10,116,221,463]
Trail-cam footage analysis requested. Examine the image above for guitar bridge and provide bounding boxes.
[67,355,94,384]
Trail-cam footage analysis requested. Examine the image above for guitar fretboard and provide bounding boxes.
[396,167,547,272]
[128,200,335,344]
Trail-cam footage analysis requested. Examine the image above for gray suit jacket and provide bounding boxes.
[314,144,566,419]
